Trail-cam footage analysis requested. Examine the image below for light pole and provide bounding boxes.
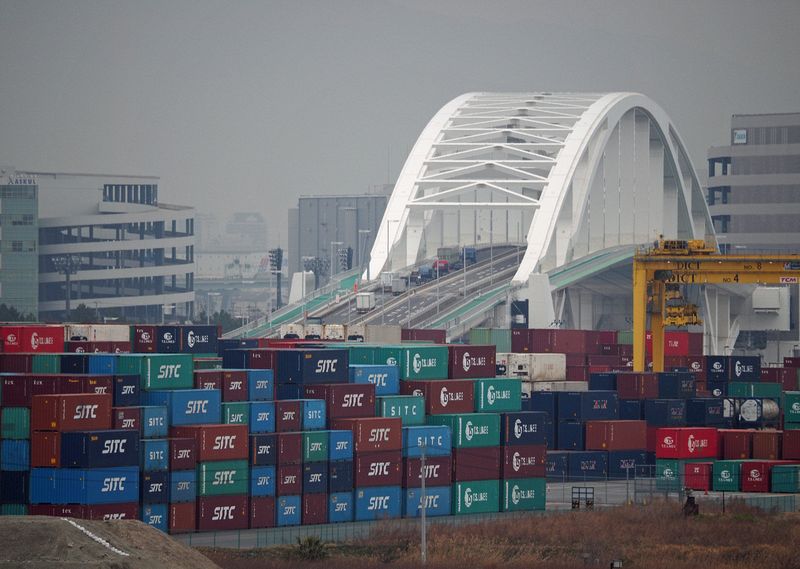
[52,254,80,321]
[329,241,343,284]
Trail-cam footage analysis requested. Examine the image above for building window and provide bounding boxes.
[11,241,22,252]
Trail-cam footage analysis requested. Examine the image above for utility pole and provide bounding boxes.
[420,440,427,565]
[53,255,79,321]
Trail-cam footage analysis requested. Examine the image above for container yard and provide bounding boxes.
[2,321,800,538]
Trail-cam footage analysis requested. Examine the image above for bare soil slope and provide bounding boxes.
[0,516,220,569]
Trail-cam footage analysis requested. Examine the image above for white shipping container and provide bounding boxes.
[323,324,346,340]
[64,324,130,342]
[495,353,512,377]
[525,380,588,396]
[355,292,376,314]
[304,324,323,339]
[508,353,566,381]
[347,324,401,344]
[280,323,305,339]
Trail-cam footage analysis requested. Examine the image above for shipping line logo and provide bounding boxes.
[462,351,487,372]
[734,360,754,378]
[514,418,537,439]
[464,420,488,441]
[486,385,511,406]
[162,331,176,344]
[439,386,464,408]
[687,434,709,454]
[511,484,535,505]
[712,361,724,372]
[463,487,488,508]
[186,330,210,348]
[30,332,55,351]
[412,353,437,374]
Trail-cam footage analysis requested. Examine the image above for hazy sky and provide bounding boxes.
[1,1,798,245]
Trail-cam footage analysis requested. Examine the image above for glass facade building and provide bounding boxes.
[0,178,39,318]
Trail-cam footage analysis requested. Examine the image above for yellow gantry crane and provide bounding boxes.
[633,239,800,372]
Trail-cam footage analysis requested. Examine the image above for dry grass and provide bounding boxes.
[201,501,800,569]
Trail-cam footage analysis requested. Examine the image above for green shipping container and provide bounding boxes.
[377,346,403,368]
[502,477,546,512]
[223,402,250,426]
[1,407,30,440]
[727,382,782,398]
[785,423,800,431]
[31,354,60,374]
[452,480,500,515]
[303,431,329,462]
[139,354,194,390]
[474,378,522,413]
[399,346,449,380]
[617,330,634,345]
[468,329,512,354]
[784,392,800,423]
[346,345,381,365]
[713,460,742,492]
[116,354,145,376]
[0,504,27,515]
[194,358,223,370]
[771,465,800,493]
[197,460,249,496]
[377,395,425,425]
[655,459,705,492]
[427,413,500,448]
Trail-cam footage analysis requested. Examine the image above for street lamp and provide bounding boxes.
[329,241,343,283]
[52,254,80,321]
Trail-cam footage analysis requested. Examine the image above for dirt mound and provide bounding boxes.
[0,516,220,569]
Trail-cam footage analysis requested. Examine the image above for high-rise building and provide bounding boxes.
[288,191,388,286]
[1,168,196,323]
[707,113,800,252]
[0,172,39,318]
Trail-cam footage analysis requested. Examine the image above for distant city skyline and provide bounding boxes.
[1,1,798,244]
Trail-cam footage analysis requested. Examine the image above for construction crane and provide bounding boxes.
[633,239,800,372]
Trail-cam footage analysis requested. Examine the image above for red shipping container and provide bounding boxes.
[400,380,474,415]
[646,427,659,453]
[249,496,275,529]
[565,354,586,366]
[685,356,704,373]
[197,495,249,531]
[354,450,402,487]
[304,383,376,420]
[330,417,402,452]
[618,344,633,358]
[0,353,33,373]
[29,376,59,400]
[132,326,157,353]
[29,504,86,518]
[275,401,302,432]
[0,325,65,353]
[113,406,141,432]
[598,344,620,356]
[761,368,797,391]
[85,503,139,521]
[194,370,222,390]
[169,437,198,470]
[688,333,703,356]
[222,370,248,402]
[246,349,277,370]
[656,427,718,459]
[501,444,546,479]
[684,462,713,491]
[403,456,452,488]
[276,432,302,465]
[30,431,61,467]
[82,376,113,397]
[65,341,92,353]
[784,357,800,368]
[447,345,496,379]
[31,393,112,432]
[616,373,659,400]
[752,430,782,460]
[663,356,687,370]
[741,461,775,493]
[587,355,621,367]
[109,341,131,354]
[1,375,29,406]
[170,424,249,461]
[169,501,196,534]
[588,365,612,374]
[0,326,25,352]
[452,447,501,482]
[720,429,753,460]
[302,493,328,525]
[277,464,302,495]
[511,329,529,353]
[585,420,647,451]
[646,331,690,357]
[566,366,588,381]
[401,329,446,343]
[783,430,800,459]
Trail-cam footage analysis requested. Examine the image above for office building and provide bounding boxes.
[0,172,39,318]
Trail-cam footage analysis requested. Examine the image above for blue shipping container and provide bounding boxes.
[556,421,583,451]
[303,462,328,494]
[619,399,643,420]
[403,426,452,458]
[705,356,728,382]
[142,389,221,426]
[60,354,87,374]
[170,470,196,503]
[707,381,727,398]
[730,356,761,381]
[276,495,302,526]
[1,471,28,503]
[88,354,117,375]
[523,391,556,417]
[300,399,326,430]
[328,460,354,492]
[355,485,402,521]
[29,468,82,504]
[350,365,400,396]
[60,430,140,469]
[140,471,169,504]
[580,391,620,420]
[275,349,350,385]
[180,325,219,355]
[141,503,168,533]
[556,392,582,420]
[328,491,354,523]
[141,406,168,439]
[328,430,353,461]
[113,375,140,407]
[221,349,249,369]
[276,384,302,400]
[247,369,274,401]
[250,434,277,466]
[607,450,651,480]
[1,440,29,471]
[643,399,686,427]
[686,398,729,427]
[500,411,552,446]
[250,465,276,497]
[249,402,276,433]
[218,338,258,358]
[657,372,696,399]
[567,451,608,482]
[156,326,180,353]
[588,373,617,391]
[141,439,169,472]
[404,486,451,518]
[84,466,139,505]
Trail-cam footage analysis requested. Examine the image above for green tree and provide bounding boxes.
[197,309,241,333]
[0,304,35,322]
[69,303,96,324]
